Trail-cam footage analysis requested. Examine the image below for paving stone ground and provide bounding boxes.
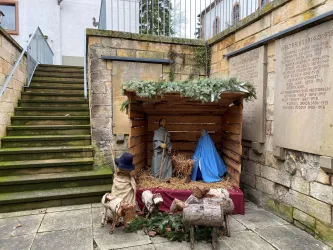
[0,201,330,250]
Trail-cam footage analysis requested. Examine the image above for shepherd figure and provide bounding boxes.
[151,118,172,179]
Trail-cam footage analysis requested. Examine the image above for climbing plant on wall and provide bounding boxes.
[139,0,175,36]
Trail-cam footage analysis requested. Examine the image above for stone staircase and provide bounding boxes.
[0,64,113,213]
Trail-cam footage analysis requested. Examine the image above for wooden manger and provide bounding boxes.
[124,91,244,187]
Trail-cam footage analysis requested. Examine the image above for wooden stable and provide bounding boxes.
[125,91,244,187]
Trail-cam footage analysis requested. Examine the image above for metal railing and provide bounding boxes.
[98,0,272,40]
[0,27,53,97]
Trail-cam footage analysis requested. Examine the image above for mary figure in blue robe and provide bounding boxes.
[190,130,226,183]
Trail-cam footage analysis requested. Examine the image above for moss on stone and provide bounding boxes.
[267,199,294,223]
[86,29,205,46]
[316,220,333,248]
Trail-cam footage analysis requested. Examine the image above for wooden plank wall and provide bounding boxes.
[128,100,147,174]
[146,116,222,166]
[221,104,243,187]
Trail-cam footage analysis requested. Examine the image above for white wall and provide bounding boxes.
[12,0,101,65]
[60,0,100,61]
[13,0,61,64]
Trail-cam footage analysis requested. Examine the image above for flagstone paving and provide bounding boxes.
[0,201,330,250]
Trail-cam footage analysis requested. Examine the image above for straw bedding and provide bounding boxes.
[136,170,234,190]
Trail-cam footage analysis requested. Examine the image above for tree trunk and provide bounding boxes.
[183,204,223,227]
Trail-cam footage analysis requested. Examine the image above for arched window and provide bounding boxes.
[260,0,270,7]
[233,3,240,24]
[212,17,220,36]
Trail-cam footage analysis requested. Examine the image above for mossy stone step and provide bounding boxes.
[29,82,84,88]
[21,92,86,102]
[11,116,90,125]
[0,184,110,213]
[35,68,84,73]
[0,146,93,161]
[33,72,84,78]
[0,158,93,176]
[18,100,89,108]
[0,168,112,193]
[14,107,89,116]
[1,135,91,148]
[32,77,84,83]
[7,125,91,136]
[24,86,84,94]
[38,64,83,69]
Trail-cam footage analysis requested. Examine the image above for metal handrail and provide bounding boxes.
[0,26,54,97]
[83,29,88,100]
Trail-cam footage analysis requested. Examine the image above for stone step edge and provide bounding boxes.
[22,92,86,97]
[0,146,93,155]
[38,64,84,69]
[0,184,111,205]
[32,75,84,79]
[0,169,113,186]
[7,125,91,130]
[25,85,85,90]
[18,100,88,104]
[11,116,90,120]
[2,135,91,141]
[0,157,94,169]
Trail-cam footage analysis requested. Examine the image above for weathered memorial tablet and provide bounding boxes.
[112,62,162,135]
[229,46,267,142]
[275,21,333,157]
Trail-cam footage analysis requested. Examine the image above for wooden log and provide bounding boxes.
[185,195,202,205]
[148,116,222,124]
[130,127,146,137]
[223,156,241,173]
[221,140,242,155]
[221,148,241,163]
[148,123,222,132]
[202,197,234,215]
[183,204,223,227]
[128,110,144,119]
[131,119,146,127]
[128,135,146,148]
[129,143,145,156]
[221,123,241,134]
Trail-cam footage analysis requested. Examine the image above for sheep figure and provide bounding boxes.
[141,190,164,218]
[100,193,135,234]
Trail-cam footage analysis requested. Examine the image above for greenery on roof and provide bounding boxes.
[122,77,257,103]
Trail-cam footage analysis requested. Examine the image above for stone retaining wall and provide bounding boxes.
[209,0,333,247]
[0,27,27,139]
[86,30,206,167]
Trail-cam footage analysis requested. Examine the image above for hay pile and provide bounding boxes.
[137,170,234,190]
[172,154,195,183]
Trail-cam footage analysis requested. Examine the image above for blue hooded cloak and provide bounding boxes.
[190,131,226,183]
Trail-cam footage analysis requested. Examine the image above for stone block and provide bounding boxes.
[90,82,107,94]
[256,177,275,195]
[106,61,113,70]
[267,199,294,223]
[284,190,331,224]
[242,159,261,176]
[92,128,113,142]
[320,156,333,173]
[293,208,316,230]
[273,146,286,160]
[136,51,164,59]
[91,105,111,119]
[291,176,310,195]
[249,149,266,164]
[117,49,136,57]
[266,121,272,135]
[261,166,291,187]
[90,93,111,106]
[91,70,112,82]
[88,37,101,46]
[316,220,333,248]
[235,14,271,42]
[251,142,264,154]
[116,134,125,143]
[293,220,315,236]
[243,184,269,207]
[240,172,256,188]
[316,169,331,185]
[310,182,333,206]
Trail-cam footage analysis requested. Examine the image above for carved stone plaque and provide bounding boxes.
[112,62,162,134]
[229,46,267,142]
[274,21,333,157]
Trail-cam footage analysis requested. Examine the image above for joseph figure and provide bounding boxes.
[151,118,172,179]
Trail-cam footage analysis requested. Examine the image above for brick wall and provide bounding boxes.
[86,30,206,168]
[209,0,333,247]
[0,28,27,139]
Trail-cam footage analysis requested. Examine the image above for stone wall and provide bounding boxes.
[0,27,27,139]
[209,0,333,247]
[86,30,206,168]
